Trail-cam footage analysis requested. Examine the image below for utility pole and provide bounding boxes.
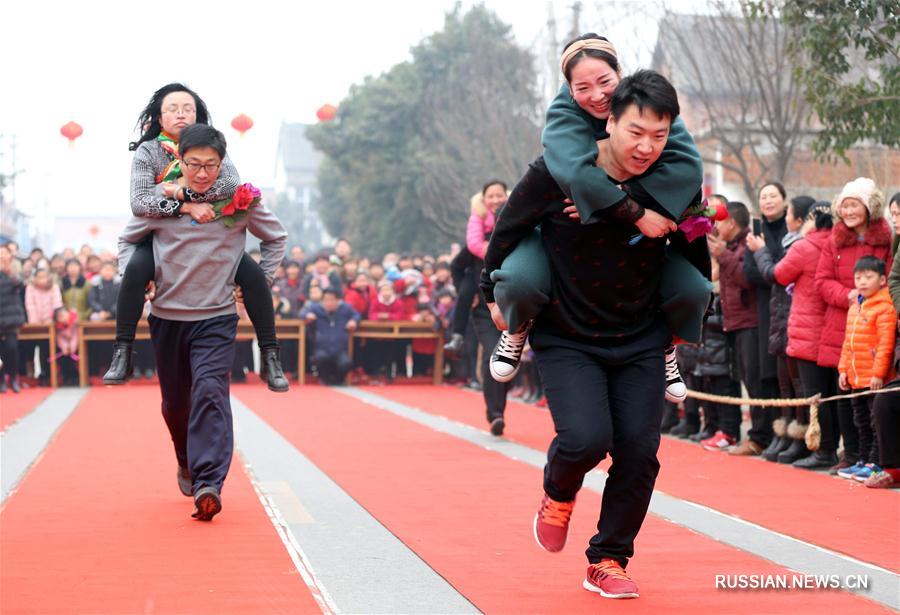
[0,134,21,205]
[568,1,582,41]
[547,2,560,95]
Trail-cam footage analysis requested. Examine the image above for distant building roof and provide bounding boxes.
[276,123,321,176]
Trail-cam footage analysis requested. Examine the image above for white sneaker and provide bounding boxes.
[664,345,687,403]
[490,323,531,382]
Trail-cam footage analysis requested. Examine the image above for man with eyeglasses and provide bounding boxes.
[118,124,287,521]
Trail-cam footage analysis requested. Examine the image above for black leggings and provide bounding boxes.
[116,241,278,349]
[449,248,481,336]
[0,329,19,380]
[796,359,838,453]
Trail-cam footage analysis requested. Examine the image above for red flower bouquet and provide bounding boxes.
[678,198,729,242]
[212,183,262,227]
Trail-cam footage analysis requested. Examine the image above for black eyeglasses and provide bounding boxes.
[182,161,221,173]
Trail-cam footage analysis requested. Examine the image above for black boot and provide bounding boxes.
[777,438,810,464]
[669,419,700,438]
[762,418,788,461]
[261,347,289,392]
[792,449,838,470]
[103,343,134,385]
[660,402,679,433]
[0,376,7,393]
[10,377,20,393]
[443,333,464,358]
[690,425,717,442]
[762,437,791,462]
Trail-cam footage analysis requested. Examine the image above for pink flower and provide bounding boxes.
[679,216,714,242]
[221,201,236,216]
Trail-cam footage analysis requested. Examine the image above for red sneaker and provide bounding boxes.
[701,430,735,451]
[533,494,575,552]
[583,559,639,599]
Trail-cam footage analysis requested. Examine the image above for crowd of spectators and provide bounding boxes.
[665,181,899,489]
[0,178,897,488]
[0,237,493,394]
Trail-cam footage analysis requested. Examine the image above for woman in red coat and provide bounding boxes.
[815,177,894,473]
[772,203,836,469]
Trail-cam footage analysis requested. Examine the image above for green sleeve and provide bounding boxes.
[542,85,621,224]
[889,242,900,314]
[637,117,704,219]
[541,84,704,222]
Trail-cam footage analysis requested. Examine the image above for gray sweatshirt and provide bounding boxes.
[118,205,287,321]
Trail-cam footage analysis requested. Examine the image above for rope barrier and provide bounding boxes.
[683,386,898,452]
[684,386,895,408]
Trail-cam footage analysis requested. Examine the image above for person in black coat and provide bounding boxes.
[742,182,789,449]
[0,246,26,393]
[747,196,816,463]
[694,294,743,448]
[88,261,122,377]
[88,262,121,319]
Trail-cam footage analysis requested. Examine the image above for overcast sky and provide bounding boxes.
[1,0,674,235]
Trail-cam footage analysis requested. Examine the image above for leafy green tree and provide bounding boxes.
[306,4,541,257]
[777,0,899,158]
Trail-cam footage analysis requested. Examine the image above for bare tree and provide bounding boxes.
[410,6,543,240]
[653,0,811,202]
[416,60,542,238]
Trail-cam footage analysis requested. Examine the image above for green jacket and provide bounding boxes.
[541,84,703,223]
[890,240,900,316]
[62,279,91,322]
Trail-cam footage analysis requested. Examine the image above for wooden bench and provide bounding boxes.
[19,323,58,388]
[348,320,444,385]
[77,319,307,387]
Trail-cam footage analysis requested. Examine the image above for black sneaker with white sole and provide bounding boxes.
[664,345,687,403]
[489,322,531,383]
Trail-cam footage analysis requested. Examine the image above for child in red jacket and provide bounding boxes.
[836,256,897,482]
[368,281,406,381]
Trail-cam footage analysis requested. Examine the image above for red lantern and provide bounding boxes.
[316,104,337,122]
[231,113,254,136]
[60,121,83,146]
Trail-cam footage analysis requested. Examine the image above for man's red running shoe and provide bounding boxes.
[533,494,574,552]
[583,559,639,598]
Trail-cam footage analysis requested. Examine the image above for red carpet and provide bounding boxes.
[0,387,320,614]
[0,387,53,431]
[370,384,900,573]
[235,385,888,614]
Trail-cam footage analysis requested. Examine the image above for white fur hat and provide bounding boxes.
[836,177,878,213]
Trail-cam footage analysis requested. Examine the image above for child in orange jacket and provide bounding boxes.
[837,256,897,481]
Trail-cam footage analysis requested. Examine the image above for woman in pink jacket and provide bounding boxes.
[24,268,63,386]
[443,180,508,356]
[815,178,894,474]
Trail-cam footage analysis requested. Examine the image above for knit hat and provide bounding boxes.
[836,177,878,214]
